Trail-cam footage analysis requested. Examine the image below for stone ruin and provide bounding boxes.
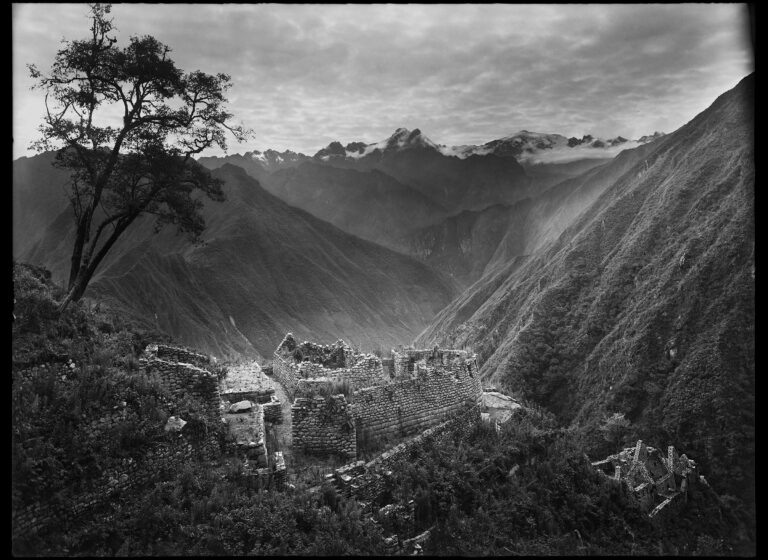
[271,333,483,460]
[224,399,268,469]
[592,440,700,519]
[272,334,386,398]
[15,344,227,539]
[144,345,284,487]
[219,361,276,404]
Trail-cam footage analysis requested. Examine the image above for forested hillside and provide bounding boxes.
[417,74,755,531]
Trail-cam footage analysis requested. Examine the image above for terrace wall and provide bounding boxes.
[350,352,482,442]
[291,395,356,459]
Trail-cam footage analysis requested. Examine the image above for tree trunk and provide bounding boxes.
[57,275,87,314]
[68,218,89,290]
[57,215,134,315]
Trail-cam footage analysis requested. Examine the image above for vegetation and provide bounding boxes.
[299,379,354,399]
[27,3,249,312]
[13,264,753,555]
[417,74,755,543]
[383,411,750,555]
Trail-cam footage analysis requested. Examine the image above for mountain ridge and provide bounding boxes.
[13,157,458,359]
[195,127,666,169]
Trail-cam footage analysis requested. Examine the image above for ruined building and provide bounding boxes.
[592,440,700,519]
[272,333,483,459]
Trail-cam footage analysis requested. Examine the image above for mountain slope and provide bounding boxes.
[261,162,449,249]
[521,157,614,193]
[13,152,72,258]
[14,159,457,359]
[315,128,532,213]
[417,75,754,507]
[404,141,658,288]
[401,201,531,288]
[198,149,311,176]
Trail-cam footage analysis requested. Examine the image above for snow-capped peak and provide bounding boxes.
[247,150,267,163]
[437,130,665,164]
[310,128,666,164]
[383,128,439,151]
[313,128,441,160]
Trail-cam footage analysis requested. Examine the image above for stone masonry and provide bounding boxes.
[592,440,699,519]
[292,394,357,458]
[155,344,213,370]
[140,355,221,424]
[273,333,387,400]
[274,334,482,459]
[219,361,276,404]
[350,352,481,443]
[13,344,224,541]
[328,402,482,504]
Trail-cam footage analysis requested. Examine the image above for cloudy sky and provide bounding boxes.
[13,3,753,159]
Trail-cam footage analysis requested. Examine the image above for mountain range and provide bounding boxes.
[199,128,661,280]
[207,127,664,170]
[12,73,753,521]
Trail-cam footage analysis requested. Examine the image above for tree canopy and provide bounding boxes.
[28,3,250,311]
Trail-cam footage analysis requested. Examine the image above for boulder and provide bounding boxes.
[164,416,187,432]
[229,400,254,413]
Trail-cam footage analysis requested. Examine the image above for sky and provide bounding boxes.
[13,3,753,159]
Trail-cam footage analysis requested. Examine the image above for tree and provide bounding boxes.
[27,3,250,312]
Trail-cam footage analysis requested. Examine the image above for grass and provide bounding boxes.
[298,379,354,400]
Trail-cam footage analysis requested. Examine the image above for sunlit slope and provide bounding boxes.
[417,74,754,503]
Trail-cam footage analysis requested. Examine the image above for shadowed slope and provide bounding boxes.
[261,162,449,250]
[14,160,457,360]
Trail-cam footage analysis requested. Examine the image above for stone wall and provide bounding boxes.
[291,395,356,458]
[13,425,217,540]
[275,333,351,368]
[392,348,477,379]
[274,334,386,399]
[272,353,300,399]
[330,403,481,503]
[155,344,212,370]
[294,356,386,394]
[274,336,482,459]
[350,350,482,442]
[14,346,227,542]
[224,403,268,468]
[592,441,700,521]
[141,357,222,423]
[262,398,282,423]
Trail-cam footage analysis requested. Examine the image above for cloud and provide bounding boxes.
[13,4,753,158]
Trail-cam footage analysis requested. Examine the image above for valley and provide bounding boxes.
[12,2,754,552]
